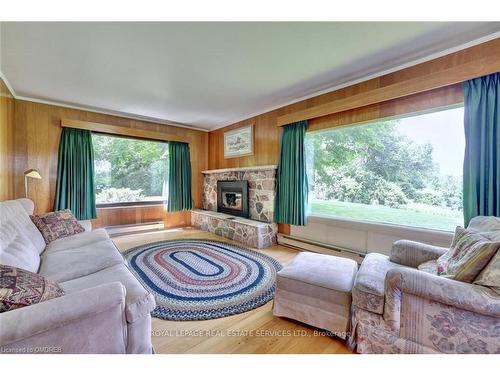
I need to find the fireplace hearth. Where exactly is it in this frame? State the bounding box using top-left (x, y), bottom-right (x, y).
top-left (217, 180), bottom-right (249, 218)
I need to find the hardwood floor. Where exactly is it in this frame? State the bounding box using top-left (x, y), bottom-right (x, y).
top-left (112, 228), bottom-right (352, 354)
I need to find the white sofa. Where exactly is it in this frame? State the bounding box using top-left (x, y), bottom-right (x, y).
top-left (0, 199), bottom-right (156, 354)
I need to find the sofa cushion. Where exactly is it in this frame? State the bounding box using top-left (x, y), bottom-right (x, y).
top-left (59, 263), bottom-right (155, 323)
top-left (278, 252), bottom-right (357, 292)
top-left (474, 251), bottom-right (500, 294)
top-left (44, 228), bottom-right (109, 254)
top-left (38, 239), bottom-right (125, 282)
top-left (78, 220), bottom-right (92, 232)
top-left (434, 217), bottom-right (500, 278)
top-left (417, 259), bottom-right (438, 275)
top-left (0, 264), bottom-right (65, 313)
top-left (0, 199), bottom-right (46, 272)
top-left (468, 216), bottom-right (500, 241)
top-left (30, 210), bottom-right (85, 245)
top-left (439, 226), bottom-right (500, 282)
top-left (352, 253), bottom-right (405, 315)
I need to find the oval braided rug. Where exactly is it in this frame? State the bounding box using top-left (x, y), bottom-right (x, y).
top-left (123, 239), bottom-right (282, 321)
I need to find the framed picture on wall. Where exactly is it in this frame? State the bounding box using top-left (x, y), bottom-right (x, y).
top-left (223, 124), bottom-right (254, 159)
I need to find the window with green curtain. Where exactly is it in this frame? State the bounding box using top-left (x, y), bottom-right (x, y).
top-left (274, 120), bottom-right (309, 225)
top-left (463, 72), bottom-right (500, 226)
top-left (167, 141), bottom-right (193, 212)
top-left (54, 127), bottom-right (97, 220)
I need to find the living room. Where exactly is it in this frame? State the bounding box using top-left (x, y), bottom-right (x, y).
top-left (1, 1), bottom-right (500, 372)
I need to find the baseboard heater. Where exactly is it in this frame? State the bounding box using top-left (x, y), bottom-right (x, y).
top-left (277, 234), bottom-right (365, 263)
top-left (105, 221), bottom-right (165, 237)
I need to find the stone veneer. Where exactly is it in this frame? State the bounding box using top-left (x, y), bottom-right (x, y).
top-left (202, 166), bottom-right (277, 223)
top-left (193, 165), bottom-right (279, 248)
top-left (191, 209), bottom-right (278, 249)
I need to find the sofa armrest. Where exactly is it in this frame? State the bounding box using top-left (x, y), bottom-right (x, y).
top-left (78, 220), bottom-right (92, 232)
top-left (390, 240), bottom-right (448, 268)
top-left (383, 267), bottom-right (500, 331)
top-left (0, 282), bottom-right (127, 353)
top-left (382, 267), bottom-right (500, 353)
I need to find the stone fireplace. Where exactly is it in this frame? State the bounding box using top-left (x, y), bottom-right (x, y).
top-left (202, 166), bottom-right (277, 223)
top-left (191, 165), bottom-right (278, 248)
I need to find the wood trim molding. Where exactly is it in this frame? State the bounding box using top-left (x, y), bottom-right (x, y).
top-left (61, 118), bottom-right (189, 143)
top-left (277, 38), bottom-right (500, 126)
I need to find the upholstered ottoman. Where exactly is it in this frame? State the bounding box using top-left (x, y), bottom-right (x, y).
top-left (273, 252), bottom-right (358, 336)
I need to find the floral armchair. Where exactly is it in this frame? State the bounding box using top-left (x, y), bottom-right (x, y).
top-left (350, 217), bottom-right (500, 354)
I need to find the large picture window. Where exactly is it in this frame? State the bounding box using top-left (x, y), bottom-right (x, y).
top-left (92, 134), bottom-right (169, 205)
top-left (306, 107), bottom-right (464, 231)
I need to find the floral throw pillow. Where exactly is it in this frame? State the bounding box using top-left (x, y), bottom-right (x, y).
top-left (437, 226), bottom-right (500, 283)
top-left (435, 231), bottom-right (459, 275)
top-left (0, 264), bottom-right (65, 313)
top-left (30, 209), bottom-right (85, 244)
top-left (436, 248), bottom-right (454, 275)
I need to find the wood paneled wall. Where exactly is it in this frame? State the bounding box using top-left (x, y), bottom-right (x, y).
top-left (91, 205), bottom-right (189, 228)
top-left (209, 82), bottom-right (469, 170)
top-left (208, 85), bottom-right (463, 171)
top-left (11, 100), bottom-right (208, 228)
top-left (0, 78), bottom-right (16, 201)
top-left (208, 85), bottom-right (463, 169)
top-left (208, 38), bottom-right (500, 171)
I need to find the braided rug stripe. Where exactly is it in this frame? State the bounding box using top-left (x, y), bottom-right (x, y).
top-left (123, 239), bottom-right (282, 321)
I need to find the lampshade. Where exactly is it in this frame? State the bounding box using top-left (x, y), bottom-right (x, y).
top-left (24, 169), bottom-right (42, 179)
top-left (24, 169), bottom-right (42, 198)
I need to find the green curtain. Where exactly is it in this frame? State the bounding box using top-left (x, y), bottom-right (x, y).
top-left (274, 120), bottom-right (309, 225)
top-left (167, 141), bottom-right (193, 212)
top-left (463, 72), bottom-right (500, 226)
top-left (54, 128), bottom-right (97, 220)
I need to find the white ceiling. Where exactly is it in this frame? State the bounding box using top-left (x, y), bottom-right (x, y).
top-left (1, 22), bottom-right (500, 131)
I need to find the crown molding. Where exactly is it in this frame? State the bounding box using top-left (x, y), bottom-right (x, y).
top-left (0, 70), bottom-right (17, 98)
top-left (14, 94), bottom-right (211, 132)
